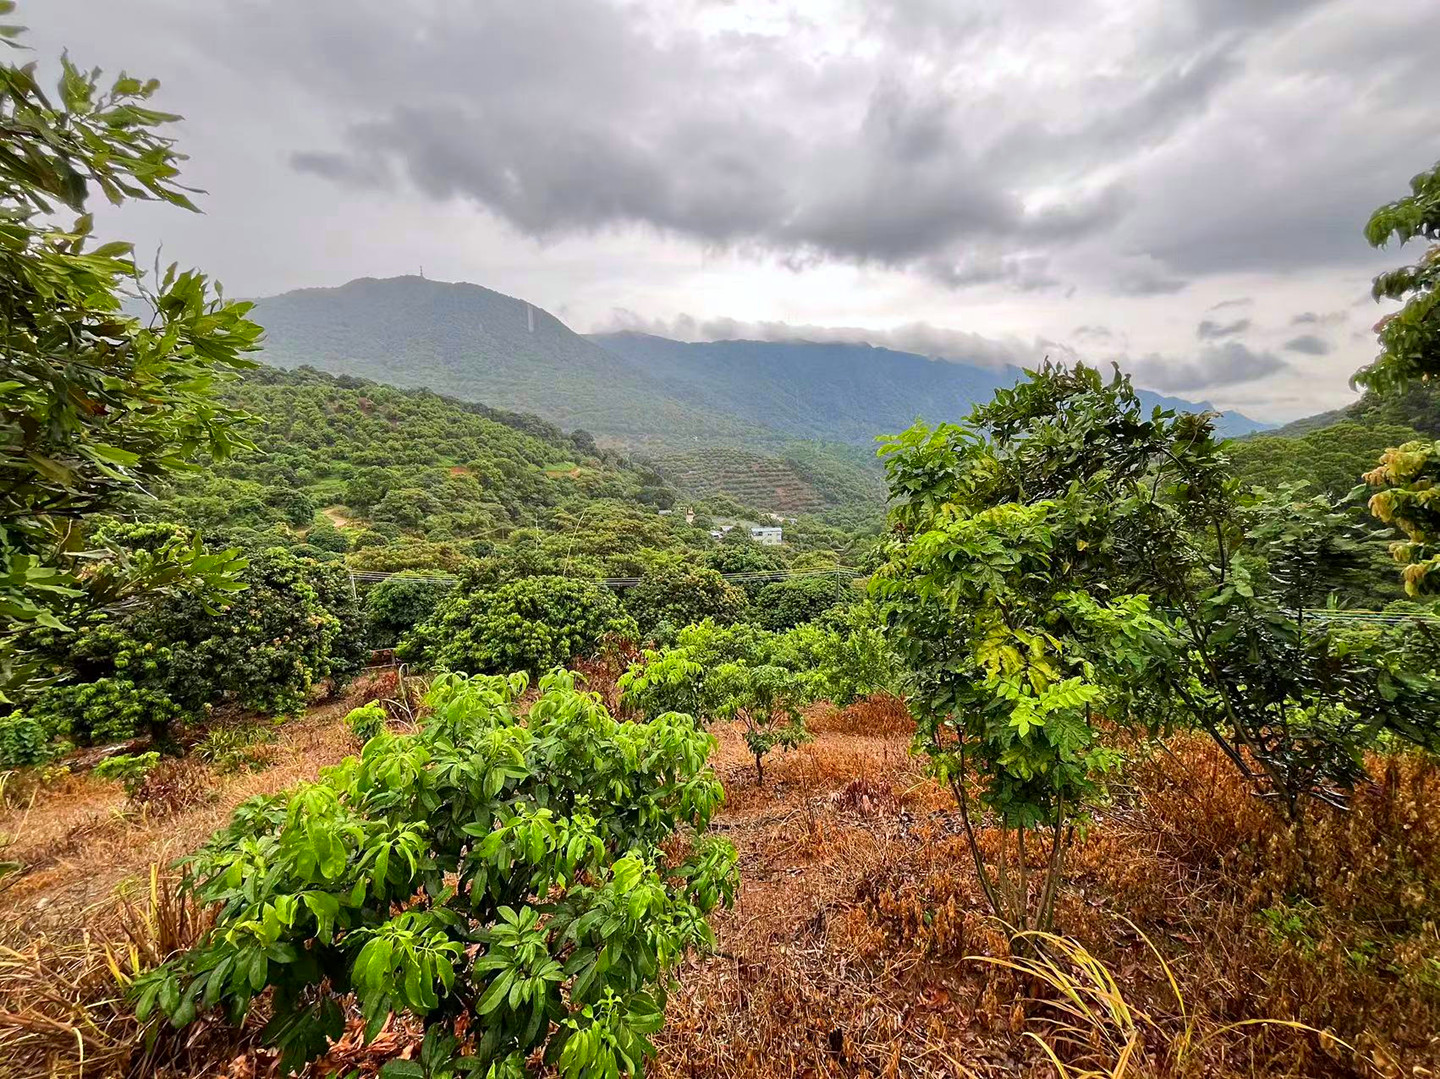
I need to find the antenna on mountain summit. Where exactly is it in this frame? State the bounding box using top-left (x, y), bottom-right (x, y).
top-left (419, 265), bottom-right (425, 279)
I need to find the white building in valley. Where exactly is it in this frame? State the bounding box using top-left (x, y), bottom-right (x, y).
top-left (749, 525), bottom-right (783, 546)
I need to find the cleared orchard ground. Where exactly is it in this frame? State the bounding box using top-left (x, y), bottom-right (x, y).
top-left (0, 683), bottom-right (1435, 1078)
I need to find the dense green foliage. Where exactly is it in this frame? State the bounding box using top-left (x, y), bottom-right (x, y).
top-left (619, 609), bottom-right (898, 781)
top-left (873, 364), bottom-right (1440, 929)
top-left (365, 573), bottom-right (456, 650)
top-left (751, 575), bottom-right (847, 632)
top-left (159, 366), bottom-right (675, 553)
top-left (399, 577), bottom-right (636, 678)
top-left (0, 9), bottom-right (259, 695)
top-left (1, 540), bottom-right (365, 764)
top-left (138, 669), bottom-right (738, 1077)
top-left (621, 566), bottom-right (748, 643)
top-left (1227, 421), bottom-right (1422, 501)
top-left (1354, 160), bottom-right (1440, 394)
top-left (1346, 159), bottom-right (1440, 595)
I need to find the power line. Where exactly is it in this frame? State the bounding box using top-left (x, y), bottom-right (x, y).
top-left (348, 566), bottom-right (860, 590)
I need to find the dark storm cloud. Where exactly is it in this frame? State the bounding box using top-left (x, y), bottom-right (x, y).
top-left (1284, 333), bottom-right (1333, 355)
top-left (217, 0), bottom-right (1320, 290)
top-left (1129, 341), bottom-right (1287, 392)
top-left (1196, 317), bottom-right (1252, 339)
top-left (109, 0), bottom-right (1428, 297)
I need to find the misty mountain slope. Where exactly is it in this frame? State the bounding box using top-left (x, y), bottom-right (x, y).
top-left (586, 332), bottom-right (1019, 446)
top-left (250, 276), bottom-right (769, 445)
top-left (250, 276), bottom-right (1271, 453)
top-left (591, 332), bottom-right (1273, 441)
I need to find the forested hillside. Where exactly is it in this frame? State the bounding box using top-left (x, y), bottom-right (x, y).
top-left (250, 276), bottom-right (769, 445)
top-left (641, 441), bottom-right (887, 520)
top-left (155, 365), bottom-right (687, 558)
top-left (249, 276), bottom-right (1272, 455)
top-left (1228, 382), bottom-right (1440, 498)
top-left (591, 331), bottom-right (1274, 443)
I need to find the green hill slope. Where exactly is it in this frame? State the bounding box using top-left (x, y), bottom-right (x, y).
top-left (250, 276), bottom-right (767, 446)
top-left (157, 365), bottom-right (687, 553)
top-left (643, 442), bottom-right (886, 517)
top-left (250, 276), bottom-right (1272, 454)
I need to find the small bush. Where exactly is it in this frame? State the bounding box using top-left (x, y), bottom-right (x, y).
top-left (363, 571), bottom-right (454, 648)
top-left (0, 712), bottom-right (57, 767)
top-left (196, 724), bottom-right (277, 774)
top-left (399, 575), bottom-right (637, 677)
top-left (93, 751), bottom-right (162, 797)
top-left (751, 575), bottom-right (845, 631)
top-left (136, 669), bottom-right (737, 1076)
top-left (622, 566), bottom-right (748, 640)
top-left (345, 701), bottom-right (387, 743)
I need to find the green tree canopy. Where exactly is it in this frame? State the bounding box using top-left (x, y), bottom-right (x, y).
top-left (0, 5), bottom-right (260, 692)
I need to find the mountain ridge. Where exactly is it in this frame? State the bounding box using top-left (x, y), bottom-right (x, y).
top-left (249, 275), bottom-right (1273, 449)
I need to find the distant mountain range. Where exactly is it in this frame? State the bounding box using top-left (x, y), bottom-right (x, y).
top-left (250, 276), bottom-right (1274, 451)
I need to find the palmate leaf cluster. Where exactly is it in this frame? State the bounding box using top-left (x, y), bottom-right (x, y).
top-left (137, 669), bottom-right (737, 1077)
top-left (0, 7), bottom-right (261, 693)
top-left (1351, 159), bottom-right (1440, 595)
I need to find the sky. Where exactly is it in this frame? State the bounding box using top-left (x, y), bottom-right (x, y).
top-left (27, 0), bottom-right (1440, 421)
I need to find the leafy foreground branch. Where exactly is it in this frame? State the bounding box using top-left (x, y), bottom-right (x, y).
top-left (134, 670), bottom-right (738, 1078)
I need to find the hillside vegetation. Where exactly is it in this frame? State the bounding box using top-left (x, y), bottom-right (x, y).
top-left (8, 15), bottom-right (1440, 1079)
top-left (642, 442), bottom-right (886, 519)
top-left (246, 276), bottom-right (1271, 455)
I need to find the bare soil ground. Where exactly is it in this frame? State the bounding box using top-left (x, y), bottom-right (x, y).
top-left (1, 691), bottom-right (1435, 1079)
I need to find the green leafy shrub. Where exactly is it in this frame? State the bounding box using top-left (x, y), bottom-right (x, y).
top-left (364, 572), bottom-right (455, 649)
top-left (135, 669), bottom-right (737, 1076)
top-left (750, 575), bottom-right (845, 631)
top-left (771, 602), bottom-right (900, 707)
top-left (345, 701), bottom-right (387, 743)
top-left (621, 566), bottom-right (747, 641)
top-left (0, 712), bottom-right (56, 767)
top-left (707, 662), bottom-right (811, 783)
top-left (22, 677), bottom-right (181, 746)
top-left (93, 751), bottom-right (161, 796)
top-left (400, 576), bottom-right (637, 677)
top-left (133, 548), bottom-right (368, 717)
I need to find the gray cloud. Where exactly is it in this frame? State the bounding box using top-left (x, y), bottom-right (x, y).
top-left (1209, 297), bottom-right (1253, 310)
top-left (1114, 266), bottom-right (1190, 296)
top-left (195, 0), bottom-right (1341, 292)
top-left (1196, 317), bottom-right (1252, 339)
top-left (1128, 341), bottom-right (1288, 392)
top-left (595, 309), bottom-right (1038, 370)
top-left (1284, 333), bottom-right (1333, 354)
top-left (1291, 310), bottom-right (1347, 325)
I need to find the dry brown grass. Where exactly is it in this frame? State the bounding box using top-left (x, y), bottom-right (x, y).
top-left (0, 694), bottom-right (360, 944)
top-left (0, 695), bottom-right (1435, 1079)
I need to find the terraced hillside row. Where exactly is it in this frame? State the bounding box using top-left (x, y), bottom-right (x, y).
top-left (646, 444), bottom-right (887, 516)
